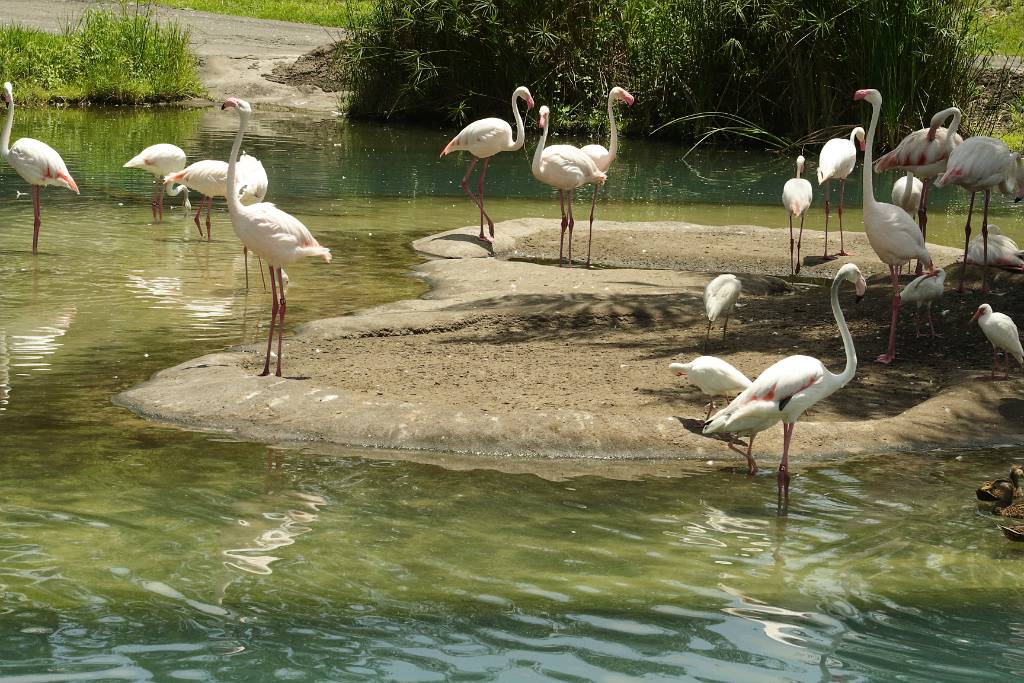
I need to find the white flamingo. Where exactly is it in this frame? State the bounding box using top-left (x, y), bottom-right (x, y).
top-left (971, 304), bottom-right (1024, 380)
top-left (221, 98), bottom-right (331, 377)
top-left (440, 86), bottom-right (534, 243)
top-left (704, 263), bottom-right (866, 501)
top-left (874, 107), bottom-right (962, 239)
top-left (934, 136), bottom-right (1023, 293)
top-left (124, 143), bottom-right (187, 222)
top-left (164, 154), bottom-right (268, 240)
top-left (703, 274), bottom-right (742, 351)
top-left (670, 356), bottom-right (751, 423)
top-left (816, 126), bottom-right (865, 257)
top-left (1, 81), bottom-right (80, 253)
top-left (855, 88), bottom-right (935, 364)
top-left (891, 172), bottom-right (923, 218)
top-left (782, 155), bottom-right (813, 275)
top-left (967, 225), bottom-right (1024, 270)
top-left (531, 105), bottom-right (607, 267)
top-left (900, 267), bottom-right (946, 337)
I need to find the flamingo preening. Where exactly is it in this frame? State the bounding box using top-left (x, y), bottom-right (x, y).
top-left (221, 98), bottom-right (331, 377)
top-left (934, 136), bottom-right (1023, 294)
top-left (782, 155), bottom-right (812, 275)
top-left (124, 143), bottom-right (187, 222)
top-left (704, 263), bottom-right (866, 503)
top-left (531, 105), bottom-right (607, 267)
top-left (670, 356), bottom-right (751, 424)
top-left (891, 172), bottom-right (923, 219)
top-left (703, 274), bottom-right (741, 352)
top-left (855, 88), bottom-right (935, 364)
top-left (1, 81), bottom-right (80, 253)
top-left (816, 126), bottom-right (865, 258)
top-left (580, 87), bottom-right (634, 265)
top-left (967, 225), bottom-right (1024, 270)
top-left (971, 304), bottom-right (1024, 380)
top-left (441, 86), bottom-right (534, 244)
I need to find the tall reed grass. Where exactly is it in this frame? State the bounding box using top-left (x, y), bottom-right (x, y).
top-left (0, 4), bottom-right (201, 105)
top-left (340, 0), bottom-right (1014, 149)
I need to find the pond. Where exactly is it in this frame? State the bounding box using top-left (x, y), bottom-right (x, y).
top-left (1, 107), bottom-right (1022, 682)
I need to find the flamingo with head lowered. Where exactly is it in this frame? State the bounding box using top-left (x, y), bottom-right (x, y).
top-left (703, 274), bottom-right (741, 352)
top-left (704, 263), bottom-right (866, 503)
top-left (816, 126), bottom-right (865, 258)
top-left (441, 86), bottom-right (534, 244)
top-left (124, 143), bottom-right (187, 222)
top-left (670, 356), bottom-right (751, 425)
top-left (1, 82), bottom-right (80, 253)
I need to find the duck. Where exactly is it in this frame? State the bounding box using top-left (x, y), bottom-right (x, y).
top-left (977, 464), bottom-right (1024, 501)
top-left (998, 525), bottom-right (1024, 542)
top-left (992, 482), bottom-right (1024, 519)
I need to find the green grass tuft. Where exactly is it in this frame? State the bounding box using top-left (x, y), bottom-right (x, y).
top-left (151, 0), bottom-right (373, 27)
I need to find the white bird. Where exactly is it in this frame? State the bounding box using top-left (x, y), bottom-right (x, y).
top-left (704, 263), bottom-right (866, 501)
top-left (782, 155), bottom-right (813, 275)
top-left (221, 98), bottom-right (331, 377)
top-left (854, 88), bottom-right (935, 365)
top-left (670, 356), bottom-right (751, 424)
top-left (900, 267), bottom-right (945, 337)
top-left (816, 126), bottom-right (865, 258)
top-left (441, 86), bottom-right (534, 243)
top-left (164, 154), bottom-right (268, 240)
top-left (891, 172), bottom-right (923, 218)
top-left (531, 105), bottom-right (607, 267)
top-left (703, 274), bottom-right (742, 352)
top-left (1, 81), bottom-right (80, 253)
top-left (934, 135), bottom-right (1023, 293)
top-left (971, 304), bottom-right (1024, 380)
top-left (967, 225), bottom-right (1024, 270)
top-left (123, 143), bottom-right (187, 222)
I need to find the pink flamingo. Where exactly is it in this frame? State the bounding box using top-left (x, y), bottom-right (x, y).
top-left (816, 126), bottom-right (865, 258)
top-left (934, 136), bottom-right (1023, 294)
top-left (855, 88), bottom-right (936, 364)
top-left (1, 82), bottom-right (80, 253)
top-left (163, 154), bottom-right (267, 240)
top-left (704, 263), bottom-right (866, 502)
top-left (782, 155), bottom-right (813, 274)
top-left (531, 106), bottom-right (607, 267)
top-left (124, 143), bottom-right (187, 222)
top-left (221, 98), bottom-right (331, 377)
top-left (440, 86), bottom-right (534, 243)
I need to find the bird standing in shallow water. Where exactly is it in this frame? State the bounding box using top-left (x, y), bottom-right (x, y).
top-left (782, 155), bottom-right (813, 275)
top-left (970, 304), bottom-right (1024, 380)
top-left (1, 82), bottom-right (80, 253)
top-left (124, 143), bottom-right (187, 222)
top-left (816, 126), bottom-right (865, 258)
top-left (703, 274), bottom-right (741, 352)
top-left (670, 356), bottom-right (751, 424)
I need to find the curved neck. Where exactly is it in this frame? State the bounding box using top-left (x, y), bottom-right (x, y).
top-left (1, 98), bottom-right (13, 161)
top-left (165, 182), bottom-right (187, 197)
top-left (532, 115), bottom-right (549, 175)
top-left (508, 93), bottom-right (526, 152)
top-left (848, 128), bottom-right (859, 145)
top-left (900, 172), bottom-right (915, 205)
top-left (862, 99), bottom-right (880, 206)
top-left (606, 92), bottom-right (619, 164)
top-left (830, 276), bottom-right (857, 387)
top-left (225, 111), bottom-right (250, 213)
top-left (945, 109), bottom-right (962, 151)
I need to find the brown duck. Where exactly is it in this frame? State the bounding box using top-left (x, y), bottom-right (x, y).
top-left (977, 464), bottom-right (1024, 502)
top-left (992, 482), bottom-right (1024, 519)
top-left (999, 525), bottom-right (1024, 542)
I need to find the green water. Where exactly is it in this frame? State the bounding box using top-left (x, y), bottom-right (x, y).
top-left (1, 108), bottom-right (1023, 682)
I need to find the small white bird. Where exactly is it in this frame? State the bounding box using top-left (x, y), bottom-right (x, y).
top-left (900, 268), bottom-right (945, 337)
top-left (971, 304), bottom-right (1024, 380)
top-left (123, 143), bottom-right (187, 222)
top-left (670, 356), bottom-right (752, 423)
top-left (782, 155), bottom-right (813, 275)
top-left (817, 126), bottom-right (865, 258)
top-left (703, 274), bottom-right (742, 352)
top-left (891, 172), bottom-right (923, 219)
top-left (966, 225), bottom-right (1024, 270)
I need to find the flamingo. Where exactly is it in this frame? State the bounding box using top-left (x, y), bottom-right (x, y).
top-left (440, 86), bottom-right (534, 243)
top-left (670, 356), bottom-right (751, 424)
top-left (531, 105), bottom-right (607, 267)
top-left (816, 126), bottom-right (865, 258)
top-left (875, 107), bottom-right (962, 254)
top-left (704, 263), bottom-right (866, 501)
top-left (163, 154), bottom-right (268, 240)
top-left (934, 136), bottom-right (1023, 293)
top-left (220, 97), bottom-right (331, 377)
top-left (0, 81), bottom-right (80, 253)
top-left (703, 274), bottom-right (741, 352)
top-left (124, 143), bottom-right (187, 221)
top-left (891, 172), bottom-right (923, 219)
top-left (579, 87), bottom-right (634, 265)
top-left (900, 268), bottom-right (945, 337)
top-left (971, 304), bottom-right (1024, 380)
top-left (855, 88), bottom-right (936, 364)
top-left (967, 225), bottom-right (1024, 270)
top-left (782, 155), bottom-right (812, 275)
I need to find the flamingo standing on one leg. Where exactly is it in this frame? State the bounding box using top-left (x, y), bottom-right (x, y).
top-left (703, 274), bottom-right (741, 352)
top-left (670, 356), bottom-right (751, 424)
top-left (971, 304), bottom-right (1024, 380)
top-left (855, 88), bottom-right (936, 364)
top-left (220, 97), bottom-right (331, 377)
top-left (782, 155), bottom-right (813, 275)
top-left (1, 82), bottom-right (80, 253)
top-left (124, 143), bottom-right (187, 222)
top-left (934, 136), bottom-right (1022, 294)
top-left (816, 126), bottom-right (865, 258)
top-left (440, 86), bottom-right (534, 244)
top-left (531, 106), bottom-right (607, 267)
top-left (892, 172), bottom-right (923, 219)
top-left (704, 263), bottom-right (867, 503)
top-left (580, 86), bottom-right (634, 266)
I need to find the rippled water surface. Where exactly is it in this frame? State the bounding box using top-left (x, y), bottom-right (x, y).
top-left (1, 108), bottom-right (1023, 682)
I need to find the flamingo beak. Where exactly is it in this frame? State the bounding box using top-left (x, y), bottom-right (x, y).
top-left (676, 372), bottom-right (685, 377)
top-left (623, 91), bottom-right (635, 106)
top-left (527, 97), bottom-right (535, 110)
top-left (927, 125), bottom-right (938, 143)
top-left (970, 309), bottom-right (983, 323)
top-left (853, 89), bottom-right (869, 101)
top-left (858, 139), bottom-right (865, 152)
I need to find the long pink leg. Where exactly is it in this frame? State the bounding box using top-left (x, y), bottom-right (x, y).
top-left (927, 304), bottom-right (939, 337)
top-left (914, 179), bottom-right (931, 275)
top-left (837, 178), bottom-right (849, 256)
top-left (704, 400), bottom-right (715, 424)
top-left (876, 265), bottom-right (901, 364)
top-left (822, 179), bottom-right (831, 258)
top-left (458, 157), bottom-right (487, 240)
top-left (586, 183), bottom-right (600, 267)
top-left (566, 189), bottom-right (575, 268)
top-left (957, 191), bottom-right (977, 293)
top-left (727, 436), bottom-right (758, 474)
top-left (779, 423), bottom-right (794, 504)
top-left (150, 180), bottom-right (160, 222)
top-left (205, 196), bottom-right (213, 241)
top-left (243, 247), bottom-right (249, 289)
top-left (31, 186), bottom-right (41, 253)
top-left (558, 190), bottom-right (568, 266)
top-left (789, 214), bottom-right (795, 275)
top-left (158, 179), bottom-right (166, 221)
top-left (795, 212), bottom-right (805, 274)
top-left (478, 157), bottom-right (495, 242)
top-left (992, 348), bottom-right (999, 380)
top-left (275, 267), bottom-right (286, 377)
top-left (193, 196), bottom-right (205, 237)
top-left (258, 255), bottom-right (266, 289)
top-left (981, 190), bottom-right (991, 294)
top-left (703, 319), bottom-right (711, 354)
top-left (260, 263), bottom-right (278, 377)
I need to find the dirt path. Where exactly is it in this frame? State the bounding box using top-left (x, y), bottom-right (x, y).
top-left (3, 0), bottom-right (341, 112)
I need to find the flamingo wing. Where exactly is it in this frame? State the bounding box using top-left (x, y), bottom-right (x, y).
top-left (705, 355), bottom-right (824, 434)
top-left (782, 178), bottom-right (812, 215)
top-left (876, 128), bottom-right (961, 176)
top-left (124, 143), bottom-right (186, 176)
top-left (242, 202), bottom-right (331, 264)
top-left (237, 154), bottom-right (269, 204)
top-left (580, 144), bottom-right (611, 172)
top-left (539, 144), bottom-right (605, 189)
top-left (986, 313), bottom-right (1024, 361)
top-left (935, 137), bottom-right (1011, 190)
top-left (817, 138), bottom-right (856, 183)
top-left (8, 138), bottom-right (78, 193)
top-left (443, 118), bottom-right (513, 158)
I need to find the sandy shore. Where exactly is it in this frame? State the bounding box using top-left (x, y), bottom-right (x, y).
top-left (115, 219), bottom-right (1024, 474)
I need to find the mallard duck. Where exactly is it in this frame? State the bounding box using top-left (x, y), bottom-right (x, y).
top-left (992, 483), bottom-right (1024, 519)
top-left (977, 464), bottom-right (1024, 502)
top-left (999, 525), bottom-right (1024, 542)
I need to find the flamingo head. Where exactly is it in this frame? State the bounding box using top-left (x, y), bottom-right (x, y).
top-left (796, 155), bottom-right (806, 178)
top-left (515, 86), bottom-right (535, 110)
top-left (538, 105), bottom-right (549, 130)
top-left (669, 361), bottom-right (692, 378)
top-left (854, 127), bottom-right (866, 151)
top-left (836, 263), bottom-right (867, 302)
top-left (221, 97), bottom-right (252, 114)
top-left (971, 303), bottom-right (993, 323)
top-left (2, 82), bottom-right (11, 106)
top-left (612, 87), bottom-right (635, 106)
top-left (853, 89), bottom-right (881, 106)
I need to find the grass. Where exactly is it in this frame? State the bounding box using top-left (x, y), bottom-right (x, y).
top-left (984, 1), bottom-right (1024, 56)
top-left (152, 0), bottom-right (373, 26)
top-left (0, 4), bottom-right (201, 105)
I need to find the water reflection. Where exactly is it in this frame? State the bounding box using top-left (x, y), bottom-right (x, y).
top-left (0, 305), bottom-right (75, 410)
